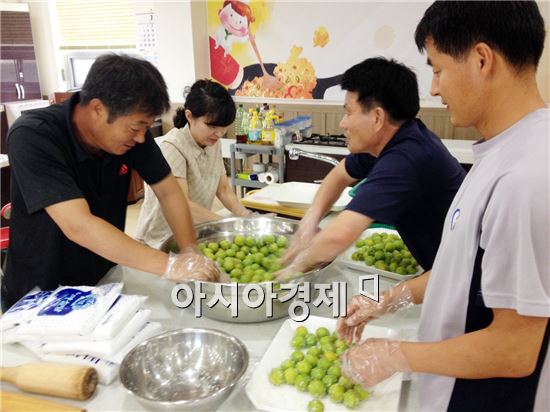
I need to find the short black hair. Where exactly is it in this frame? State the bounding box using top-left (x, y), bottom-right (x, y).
top-left (173, 79), bottom-right (236, 129)
top-left (340, 57), bottom-right (420, 123)
top-left (415, 1), bottom-right (546, 70)
top-left (80, 54), bottom-right (170, 121)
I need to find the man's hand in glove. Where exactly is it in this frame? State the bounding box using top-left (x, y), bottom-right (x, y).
top-left (163, 249), bottom-right (220, 282)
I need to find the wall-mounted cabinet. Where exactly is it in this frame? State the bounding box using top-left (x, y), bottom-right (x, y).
top-left (0, 7), bottom-right (41, 103)
top-left (1, 46), bottom-right (41, 102)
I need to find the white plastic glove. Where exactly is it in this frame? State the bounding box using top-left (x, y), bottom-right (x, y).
top-left (275, 246), bottom-right (325, 281)
top-left (337, 282), bottom-right (415, 343)
top-left (235, 206), bottom-right (254, 217)
top-left (163, 249), bottom-right (220, 283)
top-left (280, 212), bottom-right (320, 266)
top-left (274, 259), bottom-right (305, 282)
top-left (340, 338), bottom-right (411, 388)
top-left (239, 209), bottom-right (276, 218)
top-left (259, 212), bottom-right (277, 218)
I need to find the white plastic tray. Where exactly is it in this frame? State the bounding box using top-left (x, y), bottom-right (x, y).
top-left (245, 316), bottom-right (402, 412)
top-left (340, 228), bottom-right (423, 281)
top-left (269, 182), bottom-right (352, 211)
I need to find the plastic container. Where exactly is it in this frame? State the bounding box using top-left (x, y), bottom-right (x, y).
top-left (261, 114), bottom-right (276, 145)
top-left (247, 110), bottom-right (261, 144)
top-left (235, 104), bottom-right (247, 144)
top-left (274, 128), bottom-right (284, 148)
top-left (294, 115), bottom-right (313, 130)
top-left (274, 115), bottom-right (313, 143)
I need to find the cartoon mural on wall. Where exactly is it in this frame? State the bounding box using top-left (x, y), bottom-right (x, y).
top-left (213, 1), bottom-right (249, 56)
top-left (238, 45), bottom-right (317, 98)
top-left (210, 0), bottom-right (277, 91)
top-left (209, 0), bottom-right (341, 99)
top-left (209, 1), bottom-right (436, 101)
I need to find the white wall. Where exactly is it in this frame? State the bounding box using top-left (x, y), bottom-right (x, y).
top-left (26, 2), bottom-right (61, 96)
top-left (134, 2), bottom-right (196, 103)
top-left (9, 0), bottom-right (197, 101)
top-left (190, 1), bottom-right (210, 83)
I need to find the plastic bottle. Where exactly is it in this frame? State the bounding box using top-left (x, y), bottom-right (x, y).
top-left (235, 104), bottom-right (247, 144)
top-left (261, 114), bottom-right (275, 145)
top-left (234, 104), bottom-right (243, 134)
top-left (258, 103), bottom-right (266, 129)
top-left (246, 108), bottom-right (254, 143)
top-left (239, 107), bottom-right (249, 144)
top-left (247, 109), bottom-right (261, 144)
top-left (260, 103), bottom-right (270, 121)
top-left (274, 126), bottom-right (284, 148)
top-left (271, 105), bottom-right (279, 123)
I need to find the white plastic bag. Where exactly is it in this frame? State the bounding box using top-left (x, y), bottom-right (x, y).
top-left (17, 283), bottom-right (122, 336)
top-left (0, 289), bottom-right (52, 332)
top-left (41, 308), bottom-right (151, 358)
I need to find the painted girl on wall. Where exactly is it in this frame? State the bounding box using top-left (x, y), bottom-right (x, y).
top-left (214, 0), bottom-right (251, 56)
top-left (210, 0), bottom-right (276, 90)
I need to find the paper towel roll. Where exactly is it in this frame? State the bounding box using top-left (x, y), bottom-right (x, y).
top-left (257, 173), bottom-right (267, 183)
top-left (264, 171), bottom-right (279, 184)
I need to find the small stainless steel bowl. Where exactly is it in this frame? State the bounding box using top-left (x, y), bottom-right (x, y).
top-left (119, 328), bottom-right (249, 410)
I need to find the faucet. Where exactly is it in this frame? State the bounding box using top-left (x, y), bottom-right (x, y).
top-left (288, 146), bottom-right (340, 167)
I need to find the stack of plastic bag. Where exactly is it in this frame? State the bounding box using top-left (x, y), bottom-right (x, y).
top-left (1, 283), bottom-right (162, 384)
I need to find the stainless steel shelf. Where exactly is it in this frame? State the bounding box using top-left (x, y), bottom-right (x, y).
top-left (232, 179), bottom-right (266, 189)
top-left (229, 143), bottom-right (285, 196)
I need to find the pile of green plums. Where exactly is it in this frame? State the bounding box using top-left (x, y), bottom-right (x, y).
top-left (268, 326), bottom-right (370, 411)
top-left (351, 232), bottom-right (419, 275)
top-left (198, 234), bottom-right (289, 283)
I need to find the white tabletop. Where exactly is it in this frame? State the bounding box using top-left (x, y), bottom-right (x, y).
top-left (1, 259), bottom-right (421, 411)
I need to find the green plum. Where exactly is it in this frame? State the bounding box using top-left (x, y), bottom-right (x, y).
top-left (307, 400), bottom-right (324, 412)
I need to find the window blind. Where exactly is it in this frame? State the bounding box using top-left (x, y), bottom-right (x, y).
top-left (56, 0), bottom-right (136, 50)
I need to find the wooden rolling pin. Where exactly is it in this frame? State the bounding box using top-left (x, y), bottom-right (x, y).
top-left (0, 363), bottom-right (97, 400)
top-left (0, 391), bottom-right (85, 412)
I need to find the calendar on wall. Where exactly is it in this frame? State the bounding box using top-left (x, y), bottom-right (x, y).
top-left (135, 9), bottom-right (158, 66)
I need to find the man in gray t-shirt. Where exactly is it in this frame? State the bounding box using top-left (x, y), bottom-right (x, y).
top-left (336, 3), bottom-right (549, 411)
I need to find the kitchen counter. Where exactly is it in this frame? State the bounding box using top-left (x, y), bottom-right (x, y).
top-left (221, 138), bottom-right (475, 165)
top-left (1, 260), bottom-right (421, 411)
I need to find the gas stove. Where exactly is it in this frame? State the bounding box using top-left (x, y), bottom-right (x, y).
top-left (296, 133), bottom-right (347, 147)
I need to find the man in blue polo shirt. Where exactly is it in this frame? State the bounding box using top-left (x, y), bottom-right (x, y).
top-left (279, 57), bottom-right (465, 277)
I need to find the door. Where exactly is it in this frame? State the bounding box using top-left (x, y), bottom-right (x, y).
top-left (17, 48), bottom-right (41, 100)
top-left (0, 46), bottom-right (41, 102)
top-left (0, 57), bottom-right (19, 102)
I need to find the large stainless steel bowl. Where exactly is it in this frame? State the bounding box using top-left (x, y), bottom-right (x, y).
top-left (119, 328), bottom-right (249, 411)
top-left (160, 216), bottom-right (331, 323)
